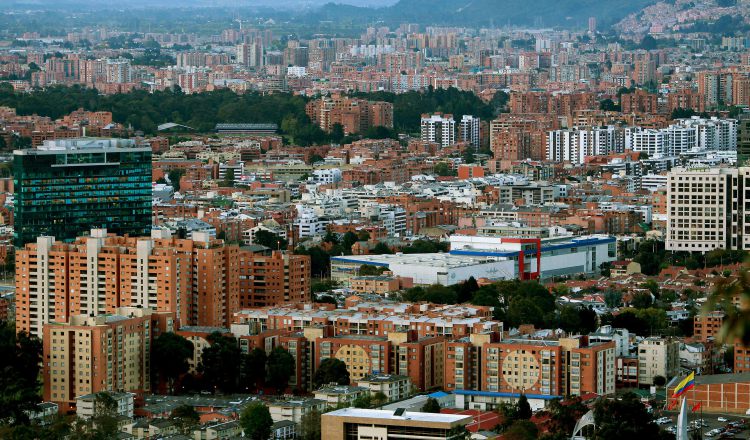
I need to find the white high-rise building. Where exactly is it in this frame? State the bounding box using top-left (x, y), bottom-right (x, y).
top-left (421, 113), bottom-right (456, 148)
top-left (459, 115), bottom-right (481, 149)
top-left (546, 126), bottom-right (622, 164)
top-left (626, 128), bottom-right (668, 157)
top-left (666, 166), bottom-right (750, 252)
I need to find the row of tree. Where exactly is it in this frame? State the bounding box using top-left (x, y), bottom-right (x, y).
top-left (0, 84), bottom-right (506, 146)
top-left (153, 331), bottom-right (297, 395)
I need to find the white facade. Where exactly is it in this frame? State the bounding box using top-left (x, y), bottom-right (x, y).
top-left (331, 253), bottom-right (517, 285)
top-left (421, 114), bottom-right (456, 148)
top-left (641, 174), bottom-right (668, 192)
top-left (627, 128), bottom-right (667, 156)
top-left (546, 126), bottom-right (622, 164)
top-left (459, 115), bottom-right (481, 149)
top-left (666, 167), bottom-right (749, 252)
top-left (294, 206), bottom-right (330, 238)
top-left (76, 392), bottom-right (134, 420)
top-left (312, 168), bottom-right (342, 185)
top-left (448, 234), bottom-right (618, 279)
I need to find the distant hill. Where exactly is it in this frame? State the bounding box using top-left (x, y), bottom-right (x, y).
top-left (309, 0), bottom-right (658, 28)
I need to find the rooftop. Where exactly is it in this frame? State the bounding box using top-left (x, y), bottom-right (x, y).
top-left (324, 407), bottom-right (470, 424)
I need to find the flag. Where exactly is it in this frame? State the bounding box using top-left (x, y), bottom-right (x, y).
top-left (692, 402), bottom-right (701, 412)
top-left (668, 399), bottom-right (678, 410)
top-left (673, 372), bottom-right (695, 397)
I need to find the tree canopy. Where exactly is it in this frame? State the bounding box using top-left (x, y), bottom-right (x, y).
top-left (152, 332), bottom-right (194, 394)
top-left (0, 321), bottom-right (42, 424)
top-left (240, 403), bottom-right (273, 440)
top-left (266, 346), bottom-right (296, 393)
top-left (312, 358), bottom-right (351, 389)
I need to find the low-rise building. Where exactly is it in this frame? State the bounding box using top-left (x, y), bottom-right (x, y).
top-left (314, 385), bottom-right (369, 407)
top-left (322, 408), bottom-right (472, 440)
top-left (356, 374), bottom-right (412, 402)
top-left (268, 398), bottom-right (327, 424)
top-left (76, 392), bottom-right (135, 420)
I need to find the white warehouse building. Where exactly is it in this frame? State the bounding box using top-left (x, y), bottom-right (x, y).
top-left (331, 234), bottom-right (617, 285)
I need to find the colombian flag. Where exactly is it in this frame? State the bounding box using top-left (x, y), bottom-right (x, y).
top-left (673, 372), bottom-right (695, 397)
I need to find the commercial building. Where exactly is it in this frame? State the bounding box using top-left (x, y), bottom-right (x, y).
top-left (665, 167), bottom-right (750, 252)
top-left (13, 137), bottom-right (152, 246)
top-left (448, 234), bottom-right (618, 280)
top-left (331, 234), bottom-right (616, 285)
top-left (421, 113), bottom-right (456, 148)
top-left (42, 307), bottom-right (175, 413)
top-left (330, 253), bottom-right (517, 286)
top-left (322, 408), bottom-right (471, 440)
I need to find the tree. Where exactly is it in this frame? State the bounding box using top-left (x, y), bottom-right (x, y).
top-left (91, 392), bottom-right (119, 438)
top-left (198, 332), bottom-right (242, 393)
top-left (707, 261), bottom-right (750, 345)
top-left (172, 404), bottom-right (200, 435)
top-left (371, 242), bottom-right (393, 254)
top-left (422, 397), bottom-right (441, 413)
top-left (266, 346), bottom-right (295, 393)
top-left (221, 167), bottom-right (235, 187)
top-left (254, 229), bottom-right (288, 250)
top-left (241, 348), bottom-right (267, 392)
top-left (642, 279), bottom-right (660, 298)
top-left (433, 162), bottom-right (454, 176)
top-left (455, 276), bottom-right (479, 303)
top-left (504, 420), bottom-right (538, 440)
top-left (462, 147), bottom-right (475, 164)
top-left (312, 358), bottom-right (350, 389)
top-left (0, 321), bottom-right (42, 424)
top-left (599, 98), bottom-right (620, 112)
top-left (359, 264), bottom-right (387, 276)
top-left (605, 290), bottom-right (623, 308)
top-left (516, 394), bottom-right (532, 420)
top-left (152, 332), bottom-right (193, 394)
top-left (299, 409), bottom-right (322, 440)
top-left (330, 123), bottom-right (345, 143)
top-left (371, 392), bottom-right (387, 407)
top-left (342, 231), bottom-right (359, 254)
top-left (653, 375), bottom-right (666, 387)
top-left (630, 292), bottom-right (653, 309)
top-left (639, 35), bottom-right (658, 50)
top-left (724, 348), bottom-right (734, 370)
top-left (240, 402), bottom-right (273, 440)
top-left (543, 397), bottom-right (588, 438)
top-left (592, 392), bottom-right (667, 440)
top-left (167, 169), bottom-right (185, 192)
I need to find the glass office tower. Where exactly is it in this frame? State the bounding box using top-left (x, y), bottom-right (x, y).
top-left (13, 138), bottom-right (152, 246)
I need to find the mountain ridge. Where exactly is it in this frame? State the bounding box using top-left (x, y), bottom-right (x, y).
top-left (309, 0), bottom-right (658, 28)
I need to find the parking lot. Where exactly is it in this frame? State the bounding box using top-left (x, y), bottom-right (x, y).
top-left (656, 412), bottom-right (750, 439)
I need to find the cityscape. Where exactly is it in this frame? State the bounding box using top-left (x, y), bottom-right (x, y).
top-left (3, 0), bottom-right (750, 439)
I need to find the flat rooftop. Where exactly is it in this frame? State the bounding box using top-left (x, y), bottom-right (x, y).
top-left (332, 253), bottom-right (501, 268)
top-left (324, 407), bottom-right (471, 424)
top-left (15, 137), bottom-right (147, 154)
